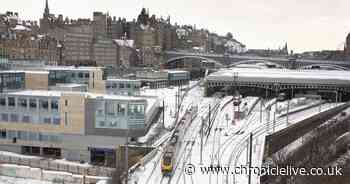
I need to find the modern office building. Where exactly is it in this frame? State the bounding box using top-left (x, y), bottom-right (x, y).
top-left (106, 78), bottom-right (141, 96)
top-left (136, 70), bottom-right (190, 88)
top-left (0, 90), bottom-right (160, 165)
top-left (0, 71), bottom-right (25, 92)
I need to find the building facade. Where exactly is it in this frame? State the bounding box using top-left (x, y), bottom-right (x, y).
top-left (0, 90), bottom-right (159, 164)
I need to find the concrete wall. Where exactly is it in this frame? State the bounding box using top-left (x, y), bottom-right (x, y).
top-left (89, 69), bottom-right (106, 94)
top-left (24, 72), bottom-right (49, 90)
top-left (0, 164), bottom-right (109, 184)
top-left (59, 93), bottom-right (86, 135)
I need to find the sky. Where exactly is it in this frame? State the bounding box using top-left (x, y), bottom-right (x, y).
top-left (1, 0), bottom-right (350, 53)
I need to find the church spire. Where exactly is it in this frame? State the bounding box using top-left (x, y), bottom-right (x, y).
top-left (44, 0), bottom-right (50, 16)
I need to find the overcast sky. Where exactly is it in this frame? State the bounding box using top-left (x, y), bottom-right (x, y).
top-left (1, 0), bottom-right (350, 53)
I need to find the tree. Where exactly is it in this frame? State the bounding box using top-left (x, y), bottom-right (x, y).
top-left (226, 32), bottom-right (233, 39)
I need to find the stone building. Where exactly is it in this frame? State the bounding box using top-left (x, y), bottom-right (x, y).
top-left (93, 36), bottom-right (118, 67)
top-left (93, 12), bottom-right (107, 38)
top-left (62, 25), bottom-right (94, 66)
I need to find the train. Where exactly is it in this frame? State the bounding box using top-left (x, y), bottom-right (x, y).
top-left (161, 105), bottom-right (198, 176)
top-left (161, 136), bottom-right (178, 176)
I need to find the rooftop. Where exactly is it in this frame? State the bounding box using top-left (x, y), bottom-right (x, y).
top-left (207, 68), bottom-right (350, 85)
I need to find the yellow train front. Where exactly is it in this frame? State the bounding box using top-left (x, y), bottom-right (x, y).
top-left (161, 151), bottom-right (174, 176)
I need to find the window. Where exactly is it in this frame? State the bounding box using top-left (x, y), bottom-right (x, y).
top-left (51, 100), bottom-right (59, 111)
top-left (110, 121), bottom-right (117, 127)
top-left (112, 83), bottom-right (117, 88)
top-left (64, 112), bottom-right (68, 126)
top-left (29, 132), bottom-right (38, 141)
top-left (1, 113), bottom-right (8, 122)
top-left (39, 133), bottom-right (49, 141)
top-left (18, 131), bottom-right (28, 140)
top-left (85, 73), bottom-right (89, 78)
top-left (65, 100), bottom-right (68, 106)
top-left (106, 102), bottom-right (115, 116)
top-left (99, 121), bottom-right (105, 127)
top-left (117, 104), bottom-right (126, 115)
top-left (8, 97), bottom-right (15, 107)
top-left (43, 117), bottom-right (51, 124)
top-left (10, 114), bottom-right (18, 122)
top-left (7, 130), bottom-right (16, 140)
top-left (22, 115), bottom-right (30, 123)
top-left (126, 84), bottom-right (131, 88)
top-left (97, 109), bottom-right (104, 115)
top-left (39, 99), bottom-right (49, 110)
top-left (18, 98), bottom-right (27, 108)
top-left (53, 118), bottom-right (60, 125)
top-left (119, 83), bottom-right (125, 89)
top-left (29, 99), bottom-right (37, 109)
top-left (78, 72), bottom-right (84, 78)
top-left (0, 98), bottom-right (6, 106)
top-left (0, 130), bottom-right (6, 139)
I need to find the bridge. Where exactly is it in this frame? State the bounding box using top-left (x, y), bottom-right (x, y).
top-left (163, 51), bottom-right (350, 69)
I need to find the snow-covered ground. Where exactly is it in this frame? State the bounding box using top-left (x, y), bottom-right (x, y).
top-left (0, 176), bottom-right (52, 184)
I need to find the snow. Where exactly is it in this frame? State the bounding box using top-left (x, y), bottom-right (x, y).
top-left (0, 175), bottom-right (52, 184)
top-left (207, 68), bottom-right (350, 85)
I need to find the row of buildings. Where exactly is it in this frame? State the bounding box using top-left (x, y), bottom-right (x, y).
top-left (0, 0), bottom-right (246, 69)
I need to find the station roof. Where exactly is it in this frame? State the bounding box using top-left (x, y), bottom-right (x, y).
top-left (207, 68), bottom-right (350, 85)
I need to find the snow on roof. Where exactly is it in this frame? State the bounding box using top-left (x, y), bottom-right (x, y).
top-left (114, 39), bottom-right (134, 47)
top-left (44, 66), bottom-right (103, 71)
top-left (24, 71), bottom-right (49, 74)
top-left (7, 90), bottom-right (63, 97)
top-left (12, 25), bottom-right (31, 31)
top-left (107, 78), bottom-right (141, 83)
top-left (207, 68), bottom-right (350, 85)
top-left (0, 70), bottom-right (25, 74)
top-left (165, 70), bottom-right (189, 74)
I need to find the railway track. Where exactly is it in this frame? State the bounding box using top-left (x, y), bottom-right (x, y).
top-left (226, 103), bottom-right (339, 184)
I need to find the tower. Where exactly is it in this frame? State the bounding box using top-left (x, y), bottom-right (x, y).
top-left (40, 0), bottom-right (51, 33)
top-left (44, 0), bottom-right (50, 17)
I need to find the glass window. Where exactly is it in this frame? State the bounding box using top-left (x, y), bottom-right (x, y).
top-left (110, 121), bottom-right (117, 127)
top-left (99, 121), bottom-right (105, 127)
top-left (126, 84), bottom-right (131, 88)
top-left (119, 83), bottom-right (125, 89)
top-left (39, 99), bottom-right (48, 110)
top-left (18, 98), bottom-right (27, 108)
top-left (29, 99), bottom-right (37, 109)
top-left (53, 118), bottom-right (60, 125)
top-left (43, 117), bottom-right (51, 124)
top-left (22, 115), bottom-right (30, 123)
top-left (7, 130), bottom-right (17, 139)
top-left (29, 132), bottom-right (38, 141)
top-left (85, 73), bottom-right (89, 78)
top-left (10, 114), bottom-right (18, 122)
top-left (0, 130), bottom-right (6, 139)
top-left (39, 133), bottom-right (49, 141)
top-left (106, 102), bottom-right (115, 116)
top-left (78, 73), bottom-right (84, 78)
top-left (64, 112), bottom-right (68, 126)
top-left (117, 104), bottom-right (126, 115)
top-left (1, 114), bottom-right (8, 122)
top-left (18, 131), bottom-right (28, 140)
top-left (0, 98), bottom-right (6, 106)
top-left (8, 97), bottom-right (15, 107)
top-left (112, 83), bottom-right (117, 88)
top-left (51, 100), bottom-right (59, 111)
